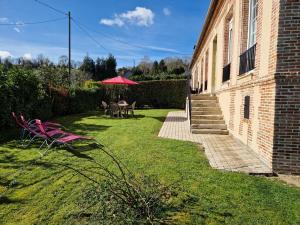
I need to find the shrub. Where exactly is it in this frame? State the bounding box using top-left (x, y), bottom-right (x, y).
top-left (0, 66), bottom-right (52, 128)
top-left (0, 65), bottom-right (13, 127)
top-left (69, 88), bottom-right (101, 114)
top-left (51, 87), bottom-right (70, 116)
top-left (127, 80), bottom-right (187, 108)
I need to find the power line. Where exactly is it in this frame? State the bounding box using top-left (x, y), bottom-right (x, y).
top-left (71, 19), bottom-right (192, 56)
top-left (72, 18), bottom-right (139, 62)
top-left (35, 0), bottom-right (191, 57)
top-left (0, 17), bottom-right (67, 26)
top-left (71, 18), bottom-right (110, 53)
top-left (34, 0), bottom-right (67, 16)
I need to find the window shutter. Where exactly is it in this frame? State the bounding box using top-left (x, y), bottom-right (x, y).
top-left (244, 96), bottom-right (250, 119)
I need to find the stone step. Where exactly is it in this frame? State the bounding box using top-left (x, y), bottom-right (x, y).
top-left (191, 115), bottom-right (224, 120)
top-left (191, 124), bottom-right (227, 130)
top-left (191, 95), bottom-right (217, 100)
top-left (192, 110), bottom-right (222, 115)
top-left (191, 102), bottom-right (219, 107)
top-left (191, 129), bottom-right (229, 135)
top-left (191, 119), bottom-right (226, 125)
top-left (191, 99), bottom-right (218, 103)
top-left (192, 107), bottom-right (221, 112)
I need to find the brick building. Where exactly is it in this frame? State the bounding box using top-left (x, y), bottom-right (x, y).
top-left (190, 0), bottom-right (300, 174)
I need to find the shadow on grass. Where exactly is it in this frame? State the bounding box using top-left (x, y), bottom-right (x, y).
top-left (148, 116), bottom-right (167, 122)
top-left (87, 114), bottom-right (146, 120)
top-left (0, 128), bottom-right (19, 144)
top-left (0, 196), bottom-right (25, 205)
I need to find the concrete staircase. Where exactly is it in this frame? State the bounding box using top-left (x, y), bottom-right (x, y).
top-left (191, 94), bottom-right (229, 135)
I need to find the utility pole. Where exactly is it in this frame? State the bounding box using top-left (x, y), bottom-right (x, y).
top-left (68, 11), bottom-right (71, 86)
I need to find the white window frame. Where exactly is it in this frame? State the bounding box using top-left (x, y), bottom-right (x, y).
top-left (247, 0), bottom-right (258, 48)
top-left (228, 18), bottom-right (234, 63)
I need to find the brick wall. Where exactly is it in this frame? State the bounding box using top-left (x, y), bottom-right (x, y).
top-left (272, 0), bottom-right (300, 174)
top-left (257, 80), bottom-right (276, 168)
top-left (229, 90), bottom-right (236, 130)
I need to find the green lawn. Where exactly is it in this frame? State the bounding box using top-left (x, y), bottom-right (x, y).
top-left (0, 109), bottom-right (299, 224)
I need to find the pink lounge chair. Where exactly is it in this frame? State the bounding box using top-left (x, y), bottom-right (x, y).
top-left (18, 115), bottom-right (68, 149)
top-left (19, 112), bottom-right (62, 129)
top-left (35, 119), bottom-right (100, 153)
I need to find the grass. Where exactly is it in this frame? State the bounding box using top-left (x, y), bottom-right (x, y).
top-left (0, 109), bottom-right (299, 224)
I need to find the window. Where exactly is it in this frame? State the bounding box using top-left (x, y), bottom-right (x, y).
top-left (223, 16), bottom-right (233, 82)
top-left (204, 51), bottom-right (209, 90)
top-left (199, 63), bottom-right (203, 92)
top-left (228, 18), bottom-right (233, 63)
top-left (201, 58), bottom-right (204, 91)
top-left (244, 96), bottom-right (250, 119)
top-left (239, 0), bottom-right (257, 75)
top-left (248, 0), bottom-right (258, 48)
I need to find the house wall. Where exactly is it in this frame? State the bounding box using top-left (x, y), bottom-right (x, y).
top-left (272, 0), bottom-right (300, 174)
top-left (191, 0), bottom-right (300, 174)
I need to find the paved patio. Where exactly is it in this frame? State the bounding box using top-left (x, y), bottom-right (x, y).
top-left (158, 111), bottom-right (273, 175)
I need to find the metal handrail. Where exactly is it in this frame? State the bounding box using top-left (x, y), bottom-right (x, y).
top-left (186, 68), bottom-right (192, 127)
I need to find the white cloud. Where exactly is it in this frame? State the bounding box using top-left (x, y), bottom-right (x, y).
top-left (13, 27), bottom-right (21, 33)
top-left (0, 17), bottom-right (9, 23)
top-left (163, 8), bottom-right (171, 16)
top-left (23, 53), bottom-right (32, 60)
top-left (0, 50), bottom-right (12, 59)
top-left (142, 45), bottom-right (179, 53)
top-left (100, 17), bottom-right (124, 27)
top-left (100, 7), bottom-right (154, 27)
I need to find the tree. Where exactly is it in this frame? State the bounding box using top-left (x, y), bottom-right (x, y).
top-left (131, 66), bottom-right (143, 76)
top-left (151, 60), bottom-right (159, 75)
top-left (105, 54), bottom-right (117, 79)
top-left (158, 59), bottom-right (167, 73)
top-left (35, 54), bottom-right (51, 67)
top-left (58, 55), bottom-right (68, 68)
top-left (80, 55), bottom-right (95, 77)
top-left (95, 57), bottom-right (106, 80)
top-left (171, 66), bottom-right (185, 75)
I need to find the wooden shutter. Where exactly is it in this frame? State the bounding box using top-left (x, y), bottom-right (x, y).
top-left (244, 96), bottom-right (250, 119)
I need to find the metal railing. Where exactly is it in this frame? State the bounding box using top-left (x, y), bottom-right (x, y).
top-left (239, 44), bottom-right (256, 75)
top-left (222, 63), bottom-right (231, 82)
top-left (186, 71), bottom-right (192, 127)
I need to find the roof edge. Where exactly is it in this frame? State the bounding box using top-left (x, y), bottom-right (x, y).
top-left (189, 0), bottom-right (219, 69)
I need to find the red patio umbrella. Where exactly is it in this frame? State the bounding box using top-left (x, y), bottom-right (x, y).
top-left (99, 76), bottom-right (138, 101)
top-left (100, 76), bottom-right (139, 85)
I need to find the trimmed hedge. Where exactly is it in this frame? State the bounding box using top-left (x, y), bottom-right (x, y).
top-left (52, 80), bottom-right (187, 115)
top-left (0, 66), bottom-right (186, 129)
top-left (127, 80), bottom-right (187, 108)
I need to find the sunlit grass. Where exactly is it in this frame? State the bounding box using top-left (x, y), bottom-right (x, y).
top-left (0, 109), bottom-right (299, 224)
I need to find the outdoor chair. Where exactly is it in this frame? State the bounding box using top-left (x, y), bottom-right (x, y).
top-left (35, 119), bottom-right (101, 155)
top-left (102, 101), bottom-right (110, 115)
top-left (12, 112), bottom-right (58, 142)
top-left (126, 101), bottom-right (136, 117)
top-left (109, 102), bottom-right (120, 118)
top-left (19, 115), bottom-right (67, 149)
top-left (18, 112), bottom-right (63, 130)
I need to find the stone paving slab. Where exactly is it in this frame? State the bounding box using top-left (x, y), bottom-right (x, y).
top-left (158, 111), bottom-right (273, 175)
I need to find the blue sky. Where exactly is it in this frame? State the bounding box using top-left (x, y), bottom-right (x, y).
top-left (0, 0), bottom-right (210, 67)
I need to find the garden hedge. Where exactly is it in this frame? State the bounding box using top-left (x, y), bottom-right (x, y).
top-left (0, 65), bottom-right (187, 129)
top-left (126, 80), bottom-right (187, 108)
